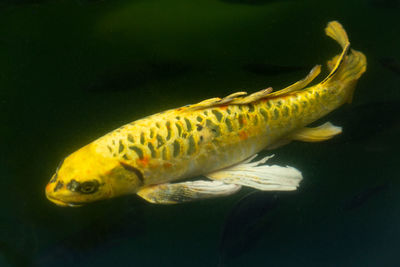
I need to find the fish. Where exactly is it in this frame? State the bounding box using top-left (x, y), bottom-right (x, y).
top-left (45, 21), bottom-right (367, 207)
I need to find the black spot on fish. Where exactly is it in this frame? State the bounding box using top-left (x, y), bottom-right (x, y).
top-left (176, 116), bottom-right (181, 120)
top-left (148, 142), bottom-right (156, 158)
top-left (238, 114), bottom-right (244, 128)
top-left (156, 122), bottom-right (161, 128)
top-left (206, 119), bottom-right (221, 136)
top-left (259, 108), bottom-right (268, 121)
top-left (156, 134), bottom-right (164, 148)
top-left (127, 134), bottom-right (134, 143)
top-left (293, 104), bottom-right (299, 113)
top-left (227, 108), bottom-right (231, 114)
top-left (118, 140), bottom-right (124, 153)
top-left (253, 115), bottom-right (259, 125)
top-left (122, 154), bottom-right (129, 160)
top-left (129, 146), bottom-right (144, 159)
top-left (175, 123), bottom-right (182, 136)
top-left (173, 140), bottom-right (180, 157)
top-left (187, 135), bottom-right (196, 155)
top-left (54, 181), bottom-right (63, 192)
top-left (150, 128), bottom-right (155, 138)
top-left (273, 109), bottom-right (279, 120)
top-left (166, 121), bottom-right (172, 140)
top-left (225, 118), bottom-right (233, 132)
top-left (247, 104), bottom-right (255, 112)
top-left (212, 109), bottom-right (223, 122)
top-left (184, 118), bottom-right (192, 131)
top-left (196, 116), bottom-right (203, 122)
top-left (140, 132), bottom-right (145, 145)
top-left (196, 124), bottom-right (203, 131)
top-left (283, 106), bottom-right (289, 117)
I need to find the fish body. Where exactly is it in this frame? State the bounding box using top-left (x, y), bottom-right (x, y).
top-left (46, 21), bottom-right (366, 207)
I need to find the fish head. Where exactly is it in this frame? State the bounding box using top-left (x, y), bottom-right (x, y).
top-left (45, 144), bottom-right (141, 207)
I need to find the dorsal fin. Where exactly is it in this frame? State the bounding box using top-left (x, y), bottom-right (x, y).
top-left (185, 87), bottom-right (272, 111)
top-left (184, 65), bottom-right (321, 111)
top-left (266, 65), bottom-right (321, 98)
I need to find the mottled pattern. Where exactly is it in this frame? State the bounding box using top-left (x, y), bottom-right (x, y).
top-left (92, 79), bottom-right (349, 187)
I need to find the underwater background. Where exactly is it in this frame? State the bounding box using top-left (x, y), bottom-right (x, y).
top-left (1, 0), bottom-right (399, 266)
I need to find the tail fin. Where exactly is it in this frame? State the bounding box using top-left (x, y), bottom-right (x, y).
top-left (321, 21), bottom-right (367, 103)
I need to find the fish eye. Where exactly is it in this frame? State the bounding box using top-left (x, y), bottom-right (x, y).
top-left (79, 181), bottom-right (99, 194)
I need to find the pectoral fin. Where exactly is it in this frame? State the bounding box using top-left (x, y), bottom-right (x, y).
top-left (206, 155), bottom-right (302, 191)
top-left (290, 122), bottom-right (342, 142)
top-left (137, 181), bottom-right (241, 204)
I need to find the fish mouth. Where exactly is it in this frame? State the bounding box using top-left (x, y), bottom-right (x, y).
top-left (46, 194), bottom-right (83, 207)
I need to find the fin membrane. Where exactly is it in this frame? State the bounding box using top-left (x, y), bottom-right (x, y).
top-left (290, 122), bottom-right (342, 142)
top-left (137, 181), bottom-right (241, 204)
top-left (206, 155), bottom-right (303, 191)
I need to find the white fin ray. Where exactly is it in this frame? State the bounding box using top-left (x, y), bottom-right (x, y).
top-left (137, 180), bottom-right (241, 204)
top-left (206, 154), bottom-right (302, 191)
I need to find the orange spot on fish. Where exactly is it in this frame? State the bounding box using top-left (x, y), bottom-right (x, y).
top-left (136, 156), bottom-right (150, 167)
top-left (239, 131), bottom-right (248, 140)
top-left (163, 162), bottom-right (172, 168)
top-left (219, 105), bottom-right (228, 110)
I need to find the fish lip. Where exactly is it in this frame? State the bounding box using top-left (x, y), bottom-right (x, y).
top-left (46, 194), bottom-right (83, 207)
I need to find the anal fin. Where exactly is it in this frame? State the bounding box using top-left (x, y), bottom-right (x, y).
top-left (206, 155), bottom-right (302, 191)
top-left (290, 122), bottom-right (342, 142)
top-left (137, 181), bottom-right (240, 204)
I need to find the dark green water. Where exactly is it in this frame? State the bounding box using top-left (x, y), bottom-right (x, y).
top-left (1, 0), bottom-right (399, 266)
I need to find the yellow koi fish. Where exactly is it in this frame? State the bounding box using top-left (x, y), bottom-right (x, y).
top-left (45, 21), bottom-right (366, 207)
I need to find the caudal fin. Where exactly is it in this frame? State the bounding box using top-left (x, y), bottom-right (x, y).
top-left (321, 21), bottom-right (367, 103)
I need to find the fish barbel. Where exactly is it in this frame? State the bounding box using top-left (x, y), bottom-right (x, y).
top-left (46, 21), bottom-right (366, 207)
